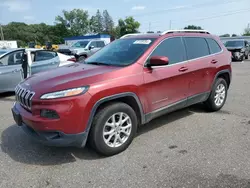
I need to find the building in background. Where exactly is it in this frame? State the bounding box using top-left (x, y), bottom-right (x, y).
top-left (63, 34), bottom-right (111, 46)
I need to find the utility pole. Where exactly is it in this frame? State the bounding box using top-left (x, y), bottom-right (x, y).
top-left (169, 20), bottom-right (172, 29)
top-left (0, 23), bottom-right (4, 40)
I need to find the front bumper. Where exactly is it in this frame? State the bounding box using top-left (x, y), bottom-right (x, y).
top-left (231, 52), bottom-right (244, 60)
top-left (11, 105), bottom-right (88, 147)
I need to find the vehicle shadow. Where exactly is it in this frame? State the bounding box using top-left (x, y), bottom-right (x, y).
top-left (0, 92), bottom-right (15, 102)
top-left (1, 104), bottom-right (204, 166)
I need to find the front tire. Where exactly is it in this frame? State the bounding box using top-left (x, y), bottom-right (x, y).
top-left (205, 78), bottom-right (228, 112)
top-left (89, 102), bottom-right (138, 156)
top-left (245, 53), bottom-right (249, 60)
top-left (77, 55), bottom-right (86, 62)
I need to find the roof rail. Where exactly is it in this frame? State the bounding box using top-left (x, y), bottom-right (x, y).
top-left (120, 33), bottom-right (144, 39)
top-left (160, 29), bottom-right (210, 35)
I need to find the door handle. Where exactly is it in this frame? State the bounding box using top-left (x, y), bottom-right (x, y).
top-left (211, 59), bottom-right (218, 64)
top-left (179, 67), bottom-right (188, 72)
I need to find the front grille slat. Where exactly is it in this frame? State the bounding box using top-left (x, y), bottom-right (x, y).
top-left (15, 85), bottom-right (35, 110)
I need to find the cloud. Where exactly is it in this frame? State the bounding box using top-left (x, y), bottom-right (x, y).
top-left (131, 6), bottom-right (146, 11)
top-left (1, 0), bottom-right (31, 12)
top-left (23, 16), bottom-right (35, 21)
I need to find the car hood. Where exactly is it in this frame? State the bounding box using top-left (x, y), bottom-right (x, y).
top-left (21, 63), bottom-right (122, 96)
top-left (226, 46), bottom-right (243, 50)
top-left (59, 46), bottom-right (87, 51)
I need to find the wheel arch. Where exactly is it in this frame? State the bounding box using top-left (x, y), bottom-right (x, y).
top-left (212, 69), bottom-right (231, 89)
top-left (85, 92), bottom-right (145, 135)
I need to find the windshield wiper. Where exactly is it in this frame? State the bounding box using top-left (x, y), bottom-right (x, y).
top-left (85, 62), bottom-right (112, 66)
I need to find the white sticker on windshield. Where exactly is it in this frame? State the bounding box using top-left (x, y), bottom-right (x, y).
top-left (133, 40), bottom-right (152, 45)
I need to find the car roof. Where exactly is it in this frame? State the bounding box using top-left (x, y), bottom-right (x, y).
top-left (120, 30), bottom-right (213, 40)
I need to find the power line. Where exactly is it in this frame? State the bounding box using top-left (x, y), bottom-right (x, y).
top-left (140, 8), bottom-right (250, 31)
top-left (124, 0), bottom-right (246, 18)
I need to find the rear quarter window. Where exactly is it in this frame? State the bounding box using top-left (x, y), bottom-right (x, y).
top-left (184, 37), bottom-right (210, 60)
top-left (206, 38), bottom-right (222, 54)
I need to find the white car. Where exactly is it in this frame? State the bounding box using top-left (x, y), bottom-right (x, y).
top-left (0, 48), bottom-right (76, 93)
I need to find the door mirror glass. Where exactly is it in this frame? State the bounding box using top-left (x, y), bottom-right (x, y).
top-left (148, 56), bottom-right (169, 67)
top-left (89, 45), bottom-right (94, 50)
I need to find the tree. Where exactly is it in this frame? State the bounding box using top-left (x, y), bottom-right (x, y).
top-left (116, 16), bottom-right (140, 37)
top-left (184, 25), bottom-right (203, 30)
top-left (243, 27), bottom-right (250, 36)
top-left (232, 34), bottom-right (237, 37)
top-left (89, 15), bottom-right (99, 33)
top-left (220, 34), bottom-right (230, 37)
top-left (147, 31), bottom-right (154, 33)
top-left (102, 10), bottom-right (114, 34)
top-left (95, 9), bottom-right (104, 33)
top-left (55, 9), bottom-right (89, 36)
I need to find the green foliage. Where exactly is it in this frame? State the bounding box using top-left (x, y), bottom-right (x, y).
top-left (220, 34), bottom-right (230, 37)
top-left (243, 27), bottom-right (250, 36)
top-left (184, 25), bottom-right (203, 30)
top-left (55, 9), bottom-right (89, 35)
top-left (2, 8), bottom-right (141, 46)
top-left (116, 16), bottom-right (140, 38)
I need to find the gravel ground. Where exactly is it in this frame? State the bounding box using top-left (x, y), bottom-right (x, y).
top-left (0, 60), bottom-right (250, 188)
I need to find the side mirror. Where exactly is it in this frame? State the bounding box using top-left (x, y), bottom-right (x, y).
top-left (89, 46), bottom-right (94, 50)
top-left (147, 56), bottom-right (169, 67)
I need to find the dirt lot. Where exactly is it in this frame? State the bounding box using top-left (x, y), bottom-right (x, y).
top-left (0, 60), bottom-right (250, 188)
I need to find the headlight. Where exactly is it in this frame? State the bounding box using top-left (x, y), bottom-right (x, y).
top-left (40, 86), bottom-right (89, 99)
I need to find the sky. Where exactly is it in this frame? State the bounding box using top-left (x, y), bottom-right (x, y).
top-left (0, 0), bottom-right (250, 36)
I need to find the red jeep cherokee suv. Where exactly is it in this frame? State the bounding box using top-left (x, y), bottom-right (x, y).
top-left (12, 30), bottom-right (232, 156)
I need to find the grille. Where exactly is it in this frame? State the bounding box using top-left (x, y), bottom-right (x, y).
top-left (15, 85), bottom-right (35, 110)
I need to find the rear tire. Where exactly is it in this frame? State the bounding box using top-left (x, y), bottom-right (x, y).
top-left (204, 78), bottom-right (228, 112)
top-left (89, 102), bottom-right (138, 156)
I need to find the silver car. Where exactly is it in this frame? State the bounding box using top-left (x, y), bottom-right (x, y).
top-left (0, 48), bottom-right (73, 93)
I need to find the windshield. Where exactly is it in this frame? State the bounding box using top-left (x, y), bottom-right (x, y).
top-left (0, 51), bottom-right (7, 56)
top-left (71, 41), bottom-right (89, 48)
top-left (84, 38), bottom-right (156, 66)
top-left (225, 40), bottom-right (244, 47)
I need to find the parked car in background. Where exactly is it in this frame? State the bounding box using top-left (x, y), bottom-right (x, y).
top-left (0, 48), bottom-right (75, 93)
top-left (225, 39), bottom-right (250, 61)
top-left (12, 29), bottom-right (232, 156)
top-left (58, 39), bottom-right (107, 61)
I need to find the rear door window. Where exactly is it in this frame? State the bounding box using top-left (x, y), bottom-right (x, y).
top-left (35, 51), bottom-right (57, 62)
top-left (184, 37), bottom-right (210, 60)
top-left (97, 41), bottom-right (105, 48)
top-left (206, 38), bottom-right (222, 54)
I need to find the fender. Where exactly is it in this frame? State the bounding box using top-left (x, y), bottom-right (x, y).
top-left (77, 52), bottom-right (88, 57)
top-left (211, 69), bottom-right (232, 89)
top-left (84, 92), bottom-right (145, 135)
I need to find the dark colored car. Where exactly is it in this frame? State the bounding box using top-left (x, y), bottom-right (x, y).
top-left (12, 30), bottom-right (232, 156)
top-left (225, 39), bottom-right (250, 61)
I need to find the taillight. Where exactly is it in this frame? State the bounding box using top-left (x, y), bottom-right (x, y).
top-left (67, 57), bottom-right (76, 62)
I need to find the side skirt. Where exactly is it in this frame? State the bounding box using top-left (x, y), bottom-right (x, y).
top-left (144, 92), bottom-right (210, 124)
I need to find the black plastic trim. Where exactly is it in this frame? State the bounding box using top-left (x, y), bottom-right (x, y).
top-left (212, 69), bottom-right (232, 89)
top-left (145, 98), bottom-right (187, 123)
top-left (83, 92), bottom-right (145, 146)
